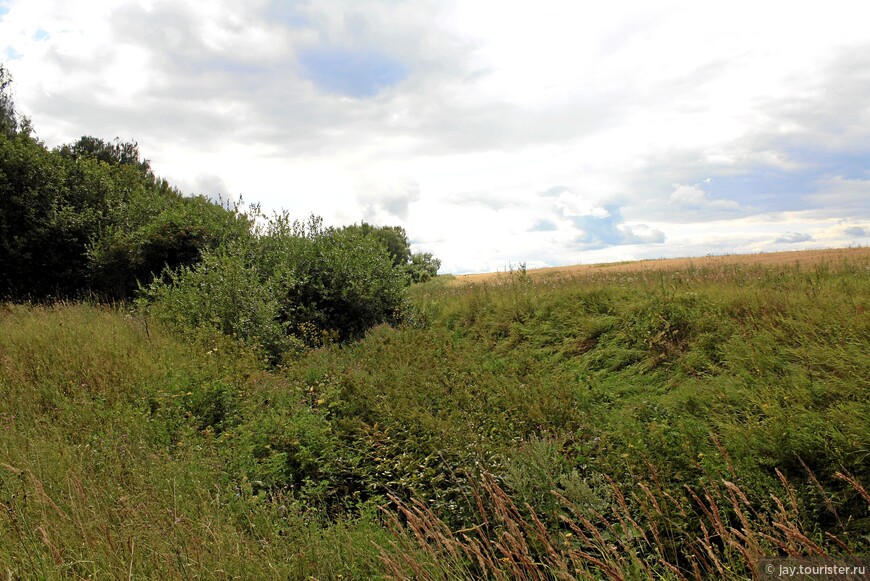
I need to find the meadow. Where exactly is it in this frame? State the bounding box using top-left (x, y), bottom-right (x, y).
top-left (1, 249), bottom-right (868, 579)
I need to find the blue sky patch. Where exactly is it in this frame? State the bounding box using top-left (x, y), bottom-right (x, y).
top-left (264, 3), bottom-right (311, 29)
top-left (782, 145), bottom-right (870, 181)
top-left (34, 29), bottom-right (50, 41)
top-left (705, 168), bottom-right (819, 212)
top-left (705, 146), bottom-right (870, 213)
top-left (298, 47), bottom-right (407, 98)
top-left (528, 219), bottom-right (558, 232)
top-left (4, 46), bottom-right (22, 60)
top-left (571, 205), bottom-right (629, 246)
top-left (569, 204), bottom-right (666, 248)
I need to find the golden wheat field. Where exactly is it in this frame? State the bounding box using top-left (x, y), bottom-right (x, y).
top-left (452, 246), bottom-right (870, 284)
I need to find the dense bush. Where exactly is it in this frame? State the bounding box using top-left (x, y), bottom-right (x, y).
top-left (0, 67), bottom-right (245, 300)
top-left (0, 132), bottom-right (87, 297)
top-left (143, 213), bottom-right (410, 362)
top-left (0, 129), bottom-right (249, 299)
top-left (407, 250), bottom-right (441, 283)
top-left (87, 190), bottom-right (252, 299)
top-left (339, 222), bottom-right (441, 282)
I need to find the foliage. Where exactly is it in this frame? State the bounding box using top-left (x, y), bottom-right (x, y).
top-left (340, 221), bottom-right (442, 282)
top-left (56, 135), bottom-right (152, 175)
top-left (0, 66), bottom-right (436, 312)
top-left (87, 191), bottom-right (252, 299)
top-left (0, 304), bottom-right (392, 579)
top-left (267, 216), bottom-right (409, 342)
top-left (408, 250), bottom-right (441, 283)
top-left (0, 64), bottom-right (19, 137)
top-left (340, 222), bottom-right (412, 267)
top-left (143, 212), bottom-right (410, 362)
top-left (0, 67), bottom-right (257, 301)
top-left (0, 71), bottom-right (438, 349)
top-left (141, 242), bottom-right (295, 359)
top-left (0, 126), bottom-right (249, 300)
top-left (0, 131), bottom-right (91, 298)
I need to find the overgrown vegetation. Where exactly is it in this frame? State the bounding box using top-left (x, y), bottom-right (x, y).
top-left (1, 63), bottom-right (437, 351)
top-left (2, 256), bottom-right (869, 578)
top-left (0, 67), bottom-right (250, 301)
top-left (140, 214), bottom-right (413, 362)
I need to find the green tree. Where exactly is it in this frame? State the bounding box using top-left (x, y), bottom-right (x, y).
top-left (0, 63), bottom-right (252, 301)
top-left (340, 222), bottom-right (412, 267)
top-left (407, 251), bottom-right (441, 283)
top-left (266, 218), bottom-right (408, 343)
top-left (340, 222), bottom-right (441, 283)
top-left (0, 64), bottom-right (19, 137)
top-left (87, 189), bottom-right (252, 299)
top-left (142, 239), bottom-right (293, 358)
top-left (0, 132), bottom-right (88, 298)
top-left (56, 135), bottom-right (152, 176)
top-left (0, 64), bottom-right (438, 316)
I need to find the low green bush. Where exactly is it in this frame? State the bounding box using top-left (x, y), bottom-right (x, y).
top-left (142, 213), bottom-right (410, 363)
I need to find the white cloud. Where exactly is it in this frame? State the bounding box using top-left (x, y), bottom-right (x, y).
top-left (666, 183), bottom-right (745, 221)
top-left (1, 0), bottom-right (869, 273)
top-left (775, 232), bottom-right (814, 244)
top-left (356, 175), bottom-right (421, 222)
top-left (555, 192), bottom-right (611, 219)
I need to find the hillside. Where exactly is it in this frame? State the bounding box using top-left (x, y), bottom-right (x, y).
top-left (1, 248), bottom-right (869, 578)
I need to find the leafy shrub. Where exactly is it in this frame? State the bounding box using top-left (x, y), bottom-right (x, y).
top-left (141, 241), bottom-right (298, 360)
top-left (0, 132), bottom-right (88, 298)
top-left (0, 68), bottom-right (254, 301)
top-left (88, 192), bottom-right (252, 299)
top-left (264, 216), bottom-right (408, 342)
top-left (229, 404), bottom-right (338, 495)
top-left (143, 212), bottom-right (410, 362)
top-left (0, 119), bottom-right (250, 300)
top-left (339, 222), bottom-right (441, 283)
top-left (407, 251), bottom-right (441, 283)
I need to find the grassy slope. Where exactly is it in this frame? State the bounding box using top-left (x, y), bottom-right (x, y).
top-left (0, 305), bottom-right (390, 579)
top-left (1, 250), bottom-right (869, 578)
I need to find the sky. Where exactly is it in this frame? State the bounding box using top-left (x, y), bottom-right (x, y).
top-left (1, 0), bottom-right (869, 274)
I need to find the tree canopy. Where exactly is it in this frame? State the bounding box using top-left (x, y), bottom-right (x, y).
top-left (0, 64), bottom-right (440, 359)
top-left (0, 64), bottom-right (20, 138)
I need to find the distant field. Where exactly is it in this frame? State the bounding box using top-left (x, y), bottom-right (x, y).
top-left (453, 246), bottom-right (870, 284)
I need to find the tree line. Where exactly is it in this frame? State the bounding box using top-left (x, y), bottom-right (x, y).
top-left (0, 64), bottom-right (440, 358)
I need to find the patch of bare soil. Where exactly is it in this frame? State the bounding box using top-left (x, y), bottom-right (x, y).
top-left (451, 247), bottom-right (870, 284)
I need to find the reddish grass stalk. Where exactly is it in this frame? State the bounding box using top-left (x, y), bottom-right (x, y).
top-left (380, 464), bottom-right (868, 581)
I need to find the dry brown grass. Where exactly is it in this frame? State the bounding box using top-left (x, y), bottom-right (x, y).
top-left (380, 458), bottom-right (870, 580)
top-left (451, 246), bottom-right (870, 285)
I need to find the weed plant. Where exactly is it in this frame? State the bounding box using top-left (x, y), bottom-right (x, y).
top-left (0, 304), bottom-right (391, 578)
top-left (1, 253), bottom-right (868, 578)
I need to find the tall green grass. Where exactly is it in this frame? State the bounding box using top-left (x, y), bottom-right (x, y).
top-left (2, 253), bottom-right (868, 578)
top-left (0, 303), bottom-right (392, 579)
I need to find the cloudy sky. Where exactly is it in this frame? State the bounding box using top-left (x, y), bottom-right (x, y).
top-left (2, 0), bottom-right (869, 273)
